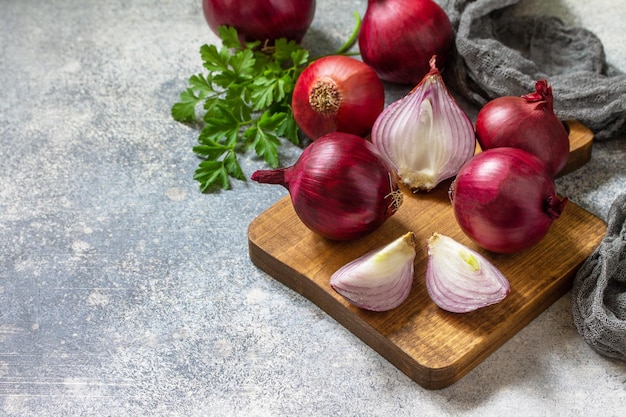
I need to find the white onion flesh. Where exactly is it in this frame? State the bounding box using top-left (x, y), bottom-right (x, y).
top-left (330, 232), bottom-right (417, 311)
top-left (426, 233), bottom-right (510, 313)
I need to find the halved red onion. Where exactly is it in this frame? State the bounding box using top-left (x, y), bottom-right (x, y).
top-left (330, 232), bottom-right (417, 311)
top-left (371, 57), bottom-right (475, 192)
top-left (426, 233), bottom-right (510, 313)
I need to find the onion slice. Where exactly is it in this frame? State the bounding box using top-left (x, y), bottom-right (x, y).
top-left (330, 232), bottom-right (417, 311)
top-left (426, 233), bottom-right (510, 313)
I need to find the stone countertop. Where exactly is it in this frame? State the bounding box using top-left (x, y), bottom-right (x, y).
top-left (1, 0), bottom-right (625, 416)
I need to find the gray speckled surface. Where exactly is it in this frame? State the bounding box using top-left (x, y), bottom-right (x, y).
top-left (1, 0), bottom-right (626, 416)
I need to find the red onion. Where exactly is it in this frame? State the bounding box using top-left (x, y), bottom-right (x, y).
top-left (202, 0), bottom-right (316, 44)
top-left (291, 55), bottom-right (385, 140)
top-left (449, 148), bottom-right (568, 254)
top-left (358, 0), bottom-right (454, 85)
top-left (475, 80), bottom-right (570, 176)
top-left (251, 132), bottom-right (403, 240)
top-left (371, 56), bottom-right (475, 191)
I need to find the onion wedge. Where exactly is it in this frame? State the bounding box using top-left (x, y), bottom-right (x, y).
top-left (426, 233), bottom-right (510, 313)
top-left (330, 232), bottom-right (417, 311)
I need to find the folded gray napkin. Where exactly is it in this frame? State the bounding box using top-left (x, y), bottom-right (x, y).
top-left (439, 0), bottom-right (626, 140)
top-left (437, 0), bottom-right (626, 360)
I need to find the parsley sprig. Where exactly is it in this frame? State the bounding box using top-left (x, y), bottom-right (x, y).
top-left (171, 26), bottom-right (309, 191)
top-left (172, 13), bottom-right (361, 192)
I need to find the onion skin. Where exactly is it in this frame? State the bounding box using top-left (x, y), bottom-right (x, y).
top-left (202, 0), bottom-right (316, 44)
top-left (330, 232), bottom-right (417, 311)
top-left (426, 233), bottom-right (510, 313)
top-left (449, 148), bottom-right (568, 254)
top-left (358, 0), bottom-right (454, 85)
top-left (475, 80), bottom-right (570, 176)
top-left (292, 56), bottom-right (385, 140)
top-left (251, 132), bottom-right (402, 241)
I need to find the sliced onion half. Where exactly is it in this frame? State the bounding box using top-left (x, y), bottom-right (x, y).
top-left (330, 232), bottom-right (417, 312)
top-left (426, 233), bottom-right (510, 313)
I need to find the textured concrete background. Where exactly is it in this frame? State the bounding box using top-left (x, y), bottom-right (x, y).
top-left (1, 0), bottom-right (625, 416)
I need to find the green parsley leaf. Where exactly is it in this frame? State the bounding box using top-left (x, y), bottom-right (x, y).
top-left (218, 26), bottom-right (241, 49)
top-left (223, 151), bottom-right (246, 181)
top-left (250, 77), bottom-right (282, 111)
top-left (277, 111), bottom-right (299, 144)
top-left (171, 87), bottom-right (204, 123)
top-left (192, 139), bottom-right (230, 161)
top-left (194, 160), bottom-right (231, 191)
top-left (200, 44), bottom-right (230, 73)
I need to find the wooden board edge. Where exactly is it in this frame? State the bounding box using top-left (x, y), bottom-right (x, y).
top-left (559, 120), bottom-right (594, 177)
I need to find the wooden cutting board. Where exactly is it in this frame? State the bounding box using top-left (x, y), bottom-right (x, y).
top-left (247, 120), bottom-right (605, 389)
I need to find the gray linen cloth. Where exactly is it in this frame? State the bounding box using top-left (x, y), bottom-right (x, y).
top-left (572, 195), bottom-right (626, 361)
top-left (437, 0), bottom-right (626, 360)
top-left (439, 0), bottom-right (626, 140)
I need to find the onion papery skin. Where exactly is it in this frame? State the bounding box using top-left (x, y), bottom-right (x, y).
top-left (251, 132), bottom-right (403, 241)
top-left (449, 148), bottom-right (568, 254)
top-left (202, 0), bottom-right (316, 44)
top-left (426, 233), bottom-right (510, 313)
top-left (371, 58), bottom-right (475, 192)
top-left (292, 56), bottom-right (385, 140)
top-left (331, 232), bottom-right (417, 311)
top-left (358, 0), bottom-right (454, 85)
top-left (475, 80), bottom-right (570, 176)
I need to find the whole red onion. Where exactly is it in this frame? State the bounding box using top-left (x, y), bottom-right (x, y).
top-left (251, 132), bottom-right (402, 240)
top-left (358, 0), bottom-right (454, 85)
top-left (202, 0), bottom-right (316, 44)
top-left (449, 147), bottom-right (568, 254)
top-left (292, 55), bottom-right (385, 140)
top-left (475, 80), bottom-right (570, 176)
